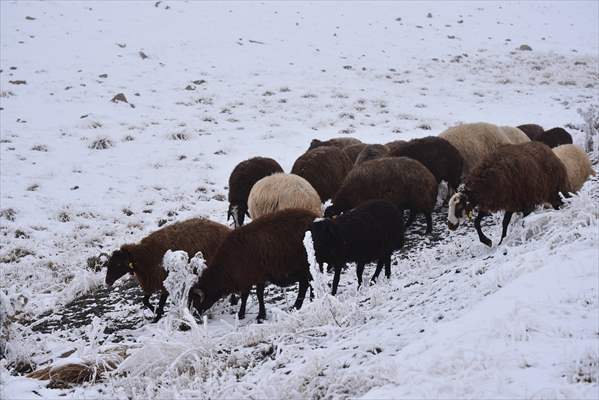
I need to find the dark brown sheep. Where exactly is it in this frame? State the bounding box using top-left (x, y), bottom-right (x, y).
top-left (228, 157), bottom-right (283, 227)
top-left (291, 146), bottom-right (353, 202)
top-left (105, 218), bottom-right (231, 321)
top-left (385, 140), bottom-right (408, 154)
top-left (354, 144), bottom-right (390, 166)
top-left (308, 137), bottom-right (362, 150)
top-left (448, 141), bottom-right (569, 247)
top-left (325, 157), bottom-right (438, 234)
top-left (388, 136), bottom-right (464, 195)
top-left (189, 209), bottom-right (319, 321)
top-left (517, 124), bottom-right (545, 141)
top-left (538, 127), bottom-right (573, 148)
top-left (343, 142), bottom-right (368, 163)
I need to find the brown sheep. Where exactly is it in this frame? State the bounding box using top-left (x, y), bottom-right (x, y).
top-left (517, 124), bottom-right (545, 141)
top-left (291, 146), bottom-right (353, 202)
top-left (448, 142), bottom-right (569, 247)
top-left (325, 157), bottom-right (438, 234)
top-left (385, 140), bottom-right (408, 154)
top-left (228, 157), bottom-right (284, 227)
top-left (105, 218), bottom-right (231, 321)
top-left (308, 137), bottom-right (362, 150)
top-left (343, 142), bottom-right (368, 163)
top-left (189, 209), bottom-right (319, 321)
top-left (539, 127), bottom-right (573, 148)
top-left (388, 136), bottom-right (464, 196)
top-left (354, 144), bottom-right (390, 165)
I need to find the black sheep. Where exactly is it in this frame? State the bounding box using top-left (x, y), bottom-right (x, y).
top-left (538, 127), bottom-right (573, 148)
top-left (311, 200), bottom-right (404, 295)
top-left (228, 157), bottom-right (283, 227)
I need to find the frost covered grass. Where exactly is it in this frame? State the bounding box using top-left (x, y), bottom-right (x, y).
top-left (1, 1), bottom-right (598, 399)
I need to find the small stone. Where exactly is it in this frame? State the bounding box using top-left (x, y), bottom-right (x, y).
top-left (518, 44), bottom-right (532, 51)
top-left (185, 84), bottom-right (195, 91)
top-left (427, 12), bottom-right (432, 18)
top-left (9, 80), bottom-right (26, 85)
top-left (139, 51), bottom-right (148, 59)
top-left (98, 73), bottom-right (108, 78)
top-left (111, 93), bottom-right (128, 103)
top-left (192, 79), bottom-right (206, 85)
top-left (25, 16), bottom-right (36, 20)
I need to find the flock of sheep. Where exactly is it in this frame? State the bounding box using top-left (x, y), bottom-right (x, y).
top-left (104, 122), bottom-right (595, 323)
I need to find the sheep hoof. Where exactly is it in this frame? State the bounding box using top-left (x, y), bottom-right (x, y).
top-left (257, 314), bottom-right (266, 323)
top-left (237, 313), bottom-right (246, 320)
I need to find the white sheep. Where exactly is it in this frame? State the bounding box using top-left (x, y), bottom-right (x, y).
top-left (552, 144), bottom-right (596, 192)
top-left (248, 173), bottom-right (323, 220)
top-left (439, 122), bottom-right (530, 175)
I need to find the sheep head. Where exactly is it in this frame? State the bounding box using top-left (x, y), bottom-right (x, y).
top-left (447, 187), bottom-right (474, 230)
top-left (105, 248), bottom-right (134, 286)
top-left (227, 204), bottom-right (249, 228)
top-left (310, 218), bottom-right (342, 265)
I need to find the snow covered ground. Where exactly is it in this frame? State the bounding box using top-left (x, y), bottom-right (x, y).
top-left (1, 1), bottom-right (598, 399)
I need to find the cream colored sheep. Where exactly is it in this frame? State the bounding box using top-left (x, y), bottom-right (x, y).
top-left (552, 144), bottom-right (596, 192)
top-left (439, 122), bottom-right (530, 175)
top-left (248, 173), bottom-right (323, 220)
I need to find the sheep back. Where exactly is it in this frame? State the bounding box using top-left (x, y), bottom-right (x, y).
top-left (539, 127), bottom-right (574, 148)
top-left (291, 146), bottom-right (353, 202)
top-left (552, 144), bottom-right (596, 192)
top-left (354, 144), bottom-right (390, 165)
top-left (248, 173), bottom-right (322, 219)
top-left (343, 143), bottom-right (368, 163)
top-left (311, 200), bottom-right (404, 267)
top-left (330, 157), bottom-right (437, 215)
top-left (385, 140), bottom-right (408, 154)
top-left (517, 124), bottom-right (545, 141)
top-left (228, 157), bottom-right (284, 222)
top-left (388, 136), bottom-right (463, 190)
top-left (439, 122), bottom-right (524, 175)
top-left (499, 126), bottom-right (531, 144)
top-left (123, 218), bottom-right (231, 294)
top-left (465, 141), bottom-right (568, 213)
top-left (308, 137), bottom-right (362, 150)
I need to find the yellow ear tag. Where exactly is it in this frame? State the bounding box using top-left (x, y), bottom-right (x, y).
top-left (467, 210), bottom-right (473, 221)
top-left (128, 262), bottom-right (134, 270)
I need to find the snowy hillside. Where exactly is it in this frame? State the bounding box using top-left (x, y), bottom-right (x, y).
top-left (1, 1), bottom-right (598, 399)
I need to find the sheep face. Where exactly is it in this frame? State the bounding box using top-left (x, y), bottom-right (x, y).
top-left (310, 220), bottom-right (342, 265)
top-left (189, 284), bottom-right (219, 316)
top-left (447, 192), bottom-right (472, 230)
top-left (227, 204), bottom-right (247, 228)
top-left (105, 249), bottom-right (133, 286)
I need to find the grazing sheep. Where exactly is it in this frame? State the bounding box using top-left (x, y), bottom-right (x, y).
top-left (447, 142), bottom-right (568, 247)
top-left (105, 218), bottom-right (231, 321)
top-left (539, 127), bottom-right (573, 148)
top-left (311, 200), bottom-right (404, 295)
top-left (388, 136), bottom-right (463, 196)
top-left (308, 137), bottom-right (362, 150)
top-left (439, 122), bottom-right (530, 175)
top-left (189, 209), bottom-right (319, 321)
top-left (248, 173), bottom-right (323, 220)
top-left (385, 140), bottom-right (407, 154)
top-left (228, 157), bottom-right (284, 227)
top-left (552, 144), bottom-right (596, 192)
top-left (354, 144), bottom-right (390, 165)
top-left (343, 142), bottom-right (368, 163)
top-left (325, 157), bottom-right (437, 234)
top-left (517, 124), bottom-right (545, 141)
top-left (291, 146), bottom-right (353, 202)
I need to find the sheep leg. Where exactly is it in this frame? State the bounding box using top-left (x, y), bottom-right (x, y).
top-left (384, 254), bottom-right (392, 279)
top-left (237, 292), bottom-right (249, 320)
top-left (331, 264), bottom-right (343, 295)
top-left (425, 212), bottom-right (433, 234)
top-left (293, 280), bottom-right (309, 310)
top-left (371, 259), bottom-right (385, 283)
top-left (256, 283), bottom-right (266, 321)
top-left (356, 262), bottom-right (365, 287)
top-left (229, 294), bottom-right (239, 306)
top-left (498, 211), bottom-right (513, 245)
top-left (474, 212), bottom-right (492, 247)
top-left (152, 290), bottom-right (169, 322)
top-left (142, 294), bottom-right (154, 313)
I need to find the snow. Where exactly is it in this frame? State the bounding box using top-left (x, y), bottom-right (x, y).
top-left (1, 1), bottom-right (598, 399)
